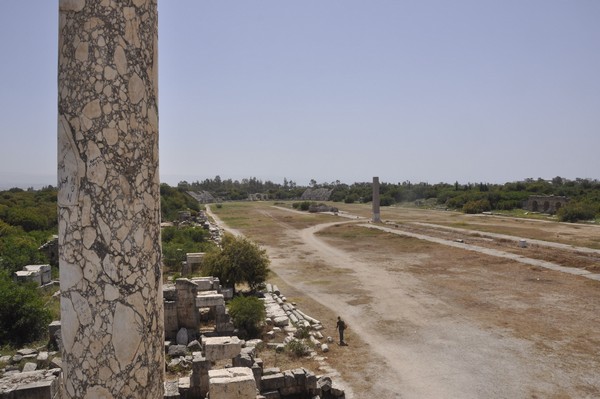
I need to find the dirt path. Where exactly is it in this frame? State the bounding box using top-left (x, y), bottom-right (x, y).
top-left (365, 223), bottom-right (600, 281)
top-left (412, 221), bottom-right (600, 255)
top-left (274, 221), bottom-right (540, 398)
top-left (209, 204), bottom-right (600, 398)
top-left (205, 205), bottom-right (242, 237)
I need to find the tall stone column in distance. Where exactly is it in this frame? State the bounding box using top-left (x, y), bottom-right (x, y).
top-left (57, 1), bottom-right (163, 398)
top-left (372, 176), bottom-right (381, 223)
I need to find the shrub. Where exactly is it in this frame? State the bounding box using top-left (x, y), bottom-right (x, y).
top-left (463, 199), bottom-right (491, 214)
top-left (294, 325), bottom-right (310, 339)
top-left (496, 199), bottom-right (522, 211)
top-left (344, 194), bottom-right (358, 204)
top-left (0, 272), bottom-right (51, 346)
top-left (285, 339), bottom-right (310, 357)
top-left (299, 201), bottom-right (311, 211)
top-left (557, 201), bottom-right (598, 222)
top-left (380, 195), bottom-right (395, 206)
top-left (228, 296), bottom-right (265, 338)
top-left (0, 234), bottom-right (48, 274)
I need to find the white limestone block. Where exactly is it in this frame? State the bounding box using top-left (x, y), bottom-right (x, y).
top-left (209, 367), bottom-right (257, 399)
top-left (273, 316), bottom-right (289, 327)
top-left (195, 291), bottom-right (224, 308)
top-left (204, 336), bottom-right (242, 361)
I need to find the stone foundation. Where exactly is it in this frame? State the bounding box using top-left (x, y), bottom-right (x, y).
top-left (164, 277), bottom-right (234, 340)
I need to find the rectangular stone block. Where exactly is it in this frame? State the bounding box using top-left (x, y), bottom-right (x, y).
top-left (0, 370), bottom-right (61, 399)
top-left (164, 301), bottom-right (178, 340)
top-left (186, 253), bottom-right (205, 266)
top-left (292, 368), bottom-right (306, 387)
top-left (233, 354), bottom-right (253, 368)
top-left (216, 321), bottom-right (235, 334)
top-left (24, 265), bottom-right (52, 285)
top-left (203, 336), bottom-right (242, 361)
top-left (260, 373), bottom-right (285, 392)
top-left (221, 287), bottom-right (234, 300)
top-left (191, 354), bottom-right (210, 385)
top-left (251, 363), bottom-right (262, 391)
top-left (164, 380), bottom-right (180, 398)
top-left (14, 270), bottom-right (42, 286)
top-left (196, 291), bottom-right (224, 308)
top-left (209, 367), bottom-right (257, 399)
top-left (190, 276), bottom-right (212, 291)
top-left (176, 279), bottom-right (200, 329)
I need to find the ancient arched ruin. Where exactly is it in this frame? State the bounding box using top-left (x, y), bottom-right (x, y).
top-left (524, 195), bottom-right (569, 214)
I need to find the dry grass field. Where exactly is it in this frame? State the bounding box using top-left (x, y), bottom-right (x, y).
top-left (210, 201), bottom-right (600, 399)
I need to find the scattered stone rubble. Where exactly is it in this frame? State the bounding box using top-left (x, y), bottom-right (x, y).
top-left (13, 265), bottom-right (52, 287)
top-left (161, 281), bottom-right (345, 398)
top-left (0, 348), bottom-right (63, 398)
top-left (261, 284), bottom-right (346, 398)
top-left (1, 278), bottom-right (345, 399)
top-left (165, 334), bottom-right (334, 399)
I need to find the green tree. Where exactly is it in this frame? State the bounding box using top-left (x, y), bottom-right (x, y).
top-left (0, 234), bottom-right (48, 274)
top-left (0, 271), bottom-right (52, 346)
top-left (203, 234), bottom-right (270, 293)
top-left (227, 296), bottom-right (265, 338)
top-left (161, 226), bottom-right (214, 270)
top-left (380, 195), bottom-right (395, 206)
top-left (557, 201), bottom-right (598, 222)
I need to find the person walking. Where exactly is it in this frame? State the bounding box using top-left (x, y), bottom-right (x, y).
top-left (336, 316), bottom-right (347, 346)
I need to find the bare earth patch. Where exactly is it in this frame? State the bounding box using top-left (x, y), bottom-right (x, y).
top-left (209, 202), bottom-right (600, 398)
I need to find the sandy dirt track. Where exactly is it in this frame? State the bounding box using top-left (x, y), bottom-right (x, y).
top-left (209, 204), bottom-right (600, 398)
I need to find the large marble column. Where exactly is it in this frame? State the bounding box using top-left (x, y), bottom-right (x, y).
top-left (372, 176), bottom-right (381, 223)
top-left (57, 1), bottom-right (163, 398)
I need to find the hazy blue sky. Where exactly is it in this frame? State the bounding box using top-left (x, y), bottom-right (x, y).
top-left (0, 1), bottom-right (599, 188)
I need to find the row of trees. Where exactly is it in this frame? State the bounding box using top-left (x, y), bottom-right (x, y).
top-left (174, 176), bottom-right (600, 222)
top-left (177, 177), bottom-right (305, 201)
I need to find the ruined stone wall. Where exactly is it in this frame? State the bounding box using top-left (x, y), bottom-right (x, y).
top-left (524, 195), bottom-right (569, 214)
top-left (57, 0), bottom-right (163, 397)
